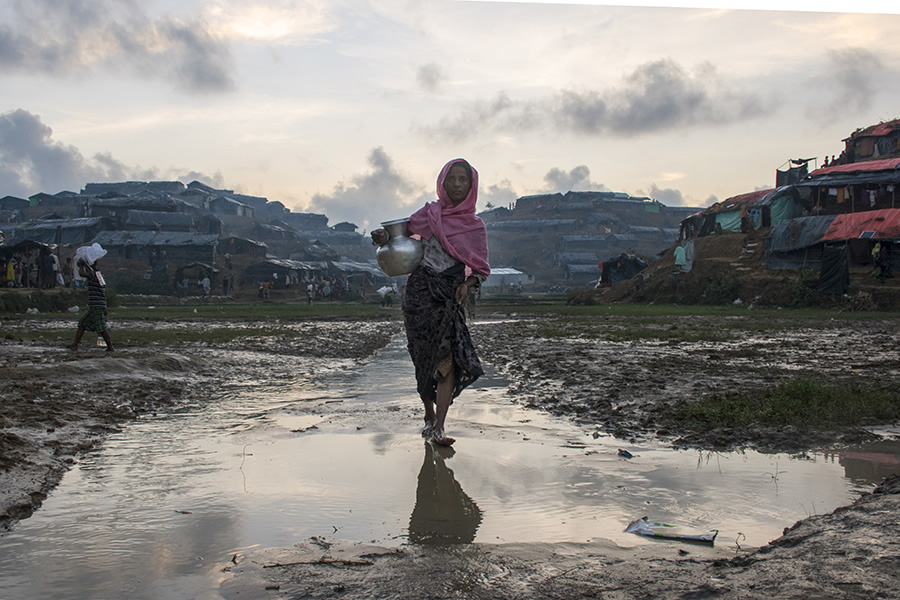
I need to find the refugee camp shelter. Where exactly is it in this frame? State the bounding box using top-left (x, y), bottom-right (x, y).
top-left (565, 263), bottom-right (602, 283)
top-left (766, 214), bottom-right (838, 270)
top-left (94, 231), bottom-right (218, 263)
top-left (482, 267), bottom-right (532, 290)
top-left (766, 208), bottom-right (900, 295)
top-left (596, 253), bottom-right (649, 287)
top-left (0, 196), bottom-right (29, 212)
top-left (243, 259), bottom-right (327, 287)
top-left (124, 210), bottom-right (195, 232)
top-left (253, 223), bottom-right (297, 241)
top-left (83, 181), bottom-right (187, 197)
top-left (558, 235), bottom-right (609, 252)
top-left (209, 196), bottom-right (254, 218)
top-left (796, 158), bottom-right (900, 214)
top-left (0, 239), bottom-right (48, 264)
top-left (219, 236), bottom-right (268, 257)
top-left (681, 186), bottom-right (809, 239)
top-left (557, 252), bottom-right (599, 266)
top-left (330, 260), bottom-right (386, 282)
top-left (487, 219), bottom-right (577, 232)
top-left (89, 193), bottom-right (196, 217)
top-left (841, 119), bottom-right (900, 163)
top-left (1, 217), bottom-right (113, 246)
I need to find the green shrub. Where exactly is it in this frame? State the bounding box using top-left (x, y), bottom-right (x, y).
top-left (701, 272), bottom-right (741, 305)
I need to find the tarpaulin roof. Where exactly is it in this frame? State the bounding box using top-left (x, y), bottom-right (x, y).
top-left (696, 187), bottom-right (792, 217)
top-left (713, 188), bottom-right (774, 212)
top-left (94, 231), bottom-right (219, 246)
top-left (821, 208), bottom-right (900, 241)
top-left (808, 158), bottom-right (900, 177)
top-left (799, 159), bottom-right (900, 188)
top-left (251, 258), bottom-right (327, 271)
top-left (842, 119), bottom-right (900, 141)
top-left (767, 215), bottom-right (837, 252)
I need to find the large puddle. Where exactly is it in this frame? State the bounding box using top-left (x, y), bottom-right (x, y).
top-left (1, 335), bottom-right (898, 600)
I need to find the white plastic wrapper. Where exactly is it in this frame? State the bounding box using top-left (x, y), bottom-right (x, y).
top-left (625, 517), bottom-right (718, 544)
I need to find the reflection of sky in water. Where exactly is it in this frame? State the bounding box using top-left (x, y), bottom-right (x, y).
top-left (0, 334), bottom-right (897, 600)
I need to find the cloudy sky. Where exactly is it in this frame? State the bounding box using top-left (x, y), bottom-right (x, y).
top-left (1, 0), bottom-right (898, 230)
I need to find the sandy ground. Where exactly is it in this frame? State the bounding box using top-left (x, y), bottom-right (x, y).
top-left (1, 312), bottom-right (899, 599)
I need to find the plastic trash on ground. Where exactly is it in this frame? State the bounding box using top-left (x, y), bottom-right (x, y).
top-left (625, 517), bottom-right (718, 544)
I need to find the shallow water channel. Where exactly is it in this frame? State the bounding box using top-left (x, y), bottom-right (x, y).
top-left (2, 333), bottom-right (899, 600)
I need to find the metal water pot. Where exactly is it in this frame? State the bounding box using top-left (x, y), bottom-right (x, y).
top-left (376, 218), bottom-right (423, 276)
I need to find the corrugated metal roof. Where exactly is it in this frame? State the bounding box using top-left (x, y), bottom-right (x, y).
top-left (126, 210), bottom-right (194, 227)
top-left (488, 267), bottom-right (524, 275)
top-left (21, 217), bottom-right (106, 230)
top-left (330, 260), bottom-right (384, 276)
top-left (94, 231), bottom-right (218, 246)
top-left (252, 259), bottom-right (327, 270)
top-left (566, 263), bottom-right (602, 273)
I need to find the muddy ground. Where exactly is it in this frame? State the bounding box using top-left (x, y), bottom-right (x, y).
top-left (1, 311), bottom-right (899, 599)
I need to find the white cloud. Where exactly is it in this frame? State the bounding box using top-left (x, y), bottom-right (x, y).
top-left (307, 148), bottom-right (424, 231)
top-left (204, 0), bottom-right (336, 43)
top-left (541, 165), bottom-right (609, 193)
top-left (0, 108), bottom-right (222, 195)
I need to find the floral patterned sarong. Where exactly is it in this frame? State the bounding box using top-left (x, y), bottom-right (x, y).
top-left (402, 263), bottom-right (483, 403)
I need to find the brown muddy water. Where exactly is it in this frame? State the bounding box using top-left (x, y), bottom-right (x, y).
top-left (0, 330), bottom-right (898, 600)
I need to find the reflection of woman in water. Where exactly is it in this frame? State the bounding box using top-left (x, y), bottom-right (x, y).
top-left (408, 443), bottom-right (482, 545)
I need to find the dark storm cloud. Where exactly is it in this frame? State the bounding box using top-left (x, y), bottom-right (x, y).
top-left (0, 109), bottom-right (221, 196)
top-left (0, 0), bottom-right (235, 93)
top-left (426, 59), bottom-right (770, 140)
top-left (644, 183), bottom-right (686, 206)
top-left (821, 48), bottom-right (884, 117)
top-left (0, 109), bottom-right (102, 196)
top-left (417, 62), bottom-right (445, 93)
top-left (428, 93), bottom-right (518, 143)
top-left (308, 147), bottom-right (421, 229)
top-left (542, 165), bottom-right (609, 193)
top-left (179, 169), bottom-right (227, 189)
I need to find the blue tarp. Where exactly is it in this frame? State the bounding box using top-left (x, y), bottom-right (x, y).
top-left (766, 215), bottom-right (837, 252)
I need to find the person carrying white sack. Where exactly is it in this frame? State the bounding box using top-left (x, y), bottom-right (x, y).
top-left (68, 243), bottom-right (114, 352)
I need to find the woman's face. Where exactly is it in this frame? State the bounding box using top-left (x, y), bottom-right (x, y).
top-left (443, 163), bottom-right (471, 206)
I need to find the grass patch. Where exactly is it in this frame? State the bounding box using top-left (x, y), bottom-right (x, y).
top-left (110, 302), bottom-right (396, 321)
top-left (670, 378), bottom-right (900, 430)
top-left (0, 300), bottom-right (399, 321)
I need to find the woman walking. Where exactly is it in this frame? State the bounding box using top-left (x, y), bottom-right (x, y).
top-left (372, 158), bottom-right (490, 446)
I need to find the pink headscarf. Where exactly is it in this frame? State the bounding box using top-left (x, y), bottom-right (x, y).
top-left (408, 159), bottom-right (491, 276)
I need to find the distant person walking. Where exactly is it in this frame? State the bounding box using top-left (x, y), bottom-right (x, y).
top-left (68, 243), bottom-right (114, 352)
top-left (5, 258), bottom-right (15, 287)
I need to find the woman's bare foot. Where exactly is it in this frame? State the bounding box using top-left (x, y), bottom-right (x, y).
top-left (430, 428), bottom-right (455, 446)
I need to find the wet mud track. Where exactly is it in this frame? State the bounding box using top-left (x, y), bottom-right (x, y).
top-left (1, 312), bottom-right (899, 599)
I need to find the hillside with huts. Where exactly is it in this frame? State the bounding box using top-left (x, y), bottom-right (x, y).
top-left (0, 174), bottom-right (699, 301)
top-left (577, 117), bottom-right (900, 310)
top-left (2, 118), bottom-right (899, 307)
top-left (0, 180), bottom-right (383, 301)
